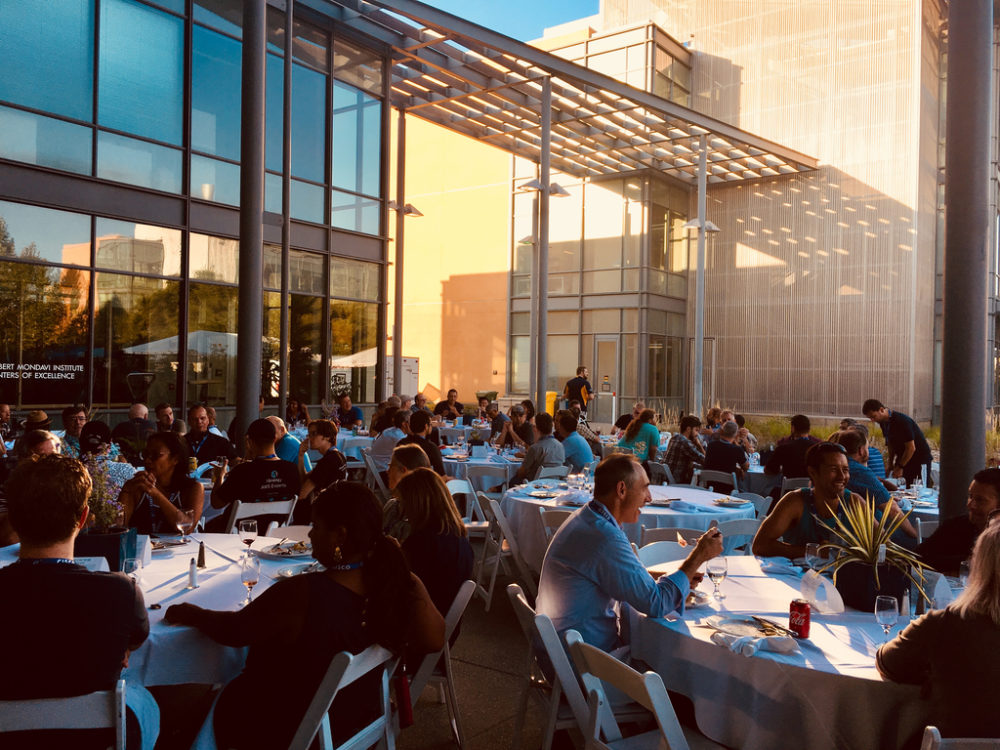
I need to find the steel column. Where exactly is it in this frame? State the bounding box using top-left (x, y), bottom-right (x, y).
top-left (535, 77), bottom-right (551, 415)
top-left (393, 108), bottom-right (406, 396)
top-left (691, 134), bottom-right (707, 419)
top-left (278, 0), bottom-right (292, 419)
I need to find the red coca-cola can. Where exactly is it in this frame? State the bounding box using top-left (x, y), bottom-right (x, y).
top-left (789, 599), bottom-right (811, 638)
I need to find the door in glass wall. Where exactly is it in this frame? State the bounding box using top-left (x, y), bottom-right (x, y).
top-left (591, 334), bottom-right (619, 425)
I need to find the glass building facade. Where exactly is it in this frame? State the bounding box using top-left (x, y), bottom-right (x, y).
top-left (0, 0), bottom-right (387, 414)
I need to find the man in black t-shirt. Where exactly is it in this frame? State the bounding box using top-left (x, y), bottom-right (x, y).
top-left (185, 404), bottom-right (236, 466)
top-left (433, 389), bottom-right (464, 421)
top-left (207, 419), bottom-right (301, 532)
top-left (110, 403), bottom-right (157, 464)
top-left (396, 410), bottom-right (446, 476)
top-left (863, 399), bottom-right (934, 486)
top-left (764, 414), bottom-right (819, 480)
top-left (563, 366), bottom-right (594, 413)
top-left (702, 421), bottom-right (748, 491)
top-left (614, 402), bottom-right (645, 433)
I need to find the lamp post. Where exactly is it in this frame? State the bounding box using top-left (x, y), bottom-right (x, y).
top-left (388, 198), bottom-right (422, 398)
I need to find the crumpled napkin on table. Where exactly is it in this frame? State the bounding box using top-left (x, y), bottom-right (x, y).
top-left (670, 500), bottom-right (716, 514)
top-left (710, 631), bottom-right (801, 658)
top-left (758, 557), bottom-right (803, 577)
top-left (556, 490), bottom-right (591, 507)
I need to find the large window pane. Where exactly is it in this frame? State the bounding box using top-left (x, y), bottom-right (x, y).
top-left (291, 63), bottom-right (326, 182)
top-left (0, 261), bottom-right (90, 407)
top-left (293, 20), bottom-right (329, 72)
top-left (190, 233), bottom-right (238, 284)
top-left (334, 38), bottom-right (383, 96)
top-left (0, 105), bottom-right (92, 175)
top-left (97, 132), bottom-right (182, 193)
top-left (93, 274), bottom-right (178, 408)
top-left (290, 295), bottom-right (323, 403)
top-left (0, 200), bottom-right (91, 266)
top-left (546, 335), bottom-right (579, 393)
top-left (584, 180), bottom-right (624, 268)
top-left (262, 290), bottom-right (282, 399)
top-left (266, 54), bottom-right (283, 173)
top-left (99, 0), bottom-right (183, 144)
top-left (331, 190), bottom-right (379, 235)
top-left (332, 82), bottom-right (381, 197)
top-left (191, 155), bottom-right (240, 206)
top-left (291, 179), bottom-right (325, 224)
top-left (0, 0), bottom-right (94, 121)
top-left (194, 0), bottom-right (241, 37)
top-left (264, 247), bottom-right (326, 294)
top-left (265, 172), bottom-right (283, 214)
top-left (510, 335), bottom-right (530, 393)
top-left (192, 25), bottom-right (241, 160)
top-left (330, 257), bottom-right (379, 300)
top-left (188, 283), bottom-right (239, 405)
top-left (330, 300), bottom-right (377, 403)
top-left (95, 218), bottom-right (181, 276)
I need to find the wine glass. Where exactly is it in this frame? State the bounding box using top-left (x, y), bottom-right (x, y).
top-left (959, 559), bottom-right (972, 588)
top-left (805, 543), bottom-right (824, 572)
top-left (706, 557), bottom-right (728, 600)
top-left (175, 509), bottom-right (195, 542)
top-left (241, 554), bottom-right (261, 607)
top-left (875, 595), bottom-right (899, 643)
top-left (122, 557), bottom-right (143, 587)
top-left (238, 520), bottom-right (258, 558)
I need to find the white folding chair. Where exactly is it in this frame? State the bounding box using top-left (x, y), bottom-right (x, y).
top-left (406, 580), bottom-right (475, 748)
top-left (715, 518), bottom-right (762, 554)
top-left (466, 464), bottom-right (511, 500)
top-left (474, 495), bottom-right (536, 611)
top-left (288, 645), bottom-right (397, 750)
top-left (731, 491), bottom-right (771, 518)
top-left (636, 541), bottom-right (689, 566)
top-left (0, 679), bottom-right (128, 749)
top-left (780, 476), bottom-right (811, 495)
top-left (640, 525), bottom-right (714, 547)
top-left (920, 726), bottom-right (1000, 750)
top-left (695, 470), bottom-right (738, 493)
top-left (446, 479), bottom-right (489, 541)
top-left (361, 449), bottom-right (391, 503)
top-left (538, 507), bottom-right (573, 544)
top-left (264, 522), bottom-right (312, 541)
top-left (915, 517), bottom-right (939, 544)
top-left (506, 585), bottom-right (649, 750)
top-left (224, 498), bottom-right (297, 533)
top-left (566, 630), bottom-right (725, 750)
top-left (536, 465), bottom-right (569, 480)
top-left (647, 461), bottom-right (675, 485)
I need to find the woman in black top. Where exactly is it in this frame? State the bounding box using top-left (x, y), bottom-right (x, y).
top-left (120, 432), bottom-right (203, 534)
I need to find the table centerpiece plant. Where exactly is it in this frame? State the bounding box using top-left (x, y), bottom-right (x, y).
top-left (814, 497), bottom-right (930, 611)
top-left (75, 456), bottom-right (136, 571)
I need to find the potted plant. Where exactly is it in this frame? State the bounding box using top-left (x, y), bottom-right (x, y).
top-left (815, 497), bottom-right (930, 611)
top-left (74, 456), bottom-right (136, 571)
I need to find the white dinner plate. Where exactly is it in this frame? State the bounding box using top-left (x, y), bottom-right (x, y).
top-left (705, 614), bottom-right (785, 638)
top-left (257, 541), bottom-right (314, 560)
top-left (713, 498), bottom-right (751, 508)
top-left (687, 590), bottom-right (711, 609)
top-left (277, 562), bottom-right (324, 578)
top-left (529, 490), bottom-right (560, 499)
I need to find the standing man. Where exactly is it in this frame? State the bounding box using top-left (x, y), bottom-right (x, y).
top-left (433, 389), bottom-right (464, 421)
top-left (185, 404), bottom-right (236, 466)
top-left (862, 399), bottom-right (933, 486)
top-left (154, 403), bottom-right (175, 433)
top-left (563, 366), bottom-right (594, 414)
top-left (664, 415), bottom-right (706, 485)
top-left (59, 405), bottom-right (89, 458)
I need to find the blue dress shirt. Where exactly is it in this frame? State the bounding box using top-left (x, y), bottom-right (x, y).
top-left (561, 430), bottom-right (594, 473)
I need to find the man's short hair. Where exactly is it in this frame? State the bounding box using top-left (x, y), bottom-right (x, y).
top-left (338, 393), bottom-right (352, 403)
top-left (790, 414), bottom-right (811, 434)
top-left (556, 410), bottom-right (577, 434)
top-left (309, 419), bottom-right (338, 441)
top-left (386, 396), bottom-right (401, 408)
top-left (973, 468), bottom-right (1000, 499)
top-left (832, 429), bottom-right (866, 456)
top-left (62, 405), bottom-right (86, 422)
top-left (187, 404), bottom-right (207, 419)
top-left (392, 410), bottom-right (410, 429)
top-left (155, 402), bottom-right (172, 415)
top-left (447, 389), bottom-right (458, 398)
top-left (719, 421), bottom-right (738, 438)
top-left (510, 404), bottom-right (526, 417)
top-left (862, 399), bottom-right (885, 414)
top-left (805, 441), bottom-right (847, 471)
top-left (734, 414), bottom-right (746, 428)
top-left (410, 410), bottom-right (431, 433)
top-left (246, 418), bottom-right (277, 445)
top-left (576, 366), bottom-right (587, 375)
top-left (679, 415), bottom-right (701, 432)
top-left (594, 454), bottom-right (641, 497)
top-left (205, 405), bottom-right (217, 422)
top-left (846, 420), bottom-right (870, 439)
top-left (390, 443), bottom-right (430, 472)
top-left (6, 455), bottom-right (91, 546)
top-left (568, 399), bottom-right (582, 409)
top-left (399, 395), bottom-right (411, 404)
top-left (535, 412), bottom-right (554, 435)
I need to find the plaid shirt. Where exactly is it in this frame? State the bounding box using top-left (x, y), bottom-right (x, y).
top-left (664, 433), bottom-right (705, 484)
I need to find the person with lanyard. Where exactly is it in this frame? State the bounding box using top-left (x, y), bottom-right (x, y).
top-left (0, 454), bottom-right (152, 748)
top-left (120, 432), bottom-right (204, 534)
top-left (184, 404), bottom-right (236, 467)
top-left (536, 453), bottom-right (723, 653)
top-left (205, 418), bottom-right (300, 533)
top-left (296, 418), bottom-right (347, 524)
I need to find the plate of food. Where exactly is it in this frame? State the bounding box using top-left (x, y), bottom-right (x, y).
top-left (705, 614), bottom-right (795, 638)
top-left (713, 497), bottom-right (751, 508)
top-left (912, 500), bottom-right (937, 507)
top-left (529, 490), bottom-right (561, 499)
top-left (647, 497), bottom-right (676, 507)
top-left (531, 481), bottom-right (558, 490)
top-left (277, 562), bottom-right (324, 578)
top-left (257, 540), bottom-right (313, 560)
top-left (151, 538), bottom-right (188, 552)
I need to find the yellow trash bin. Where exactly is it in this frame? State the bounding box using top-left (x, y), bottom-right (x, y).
top-left (546, 390), bottom-right (558, 415)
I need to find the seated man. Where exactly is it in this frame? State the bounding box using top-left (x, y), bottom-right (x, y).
top-left (555, 410), bottom-right (593, 473)
top-left (917, 468), bottom-right (1000, 575)
top-left (486, 401), bottom-right (509, 439)
top-left (537, 454), bottom-right (722, 651)
top-left (765, 414), bottom-right (819, 481)
top-left (295, 419), bottom-right (347, 524)
top-left (154, 402), bottom-right (175, 433)
top-left (0, 455), bottom-right (150, 744)
top-left (473, 396), bottom-right (491, 422)
top-left (513, 413), bottom-right (565, 484)
top-left (372, 396), bottom-right (401, 434)
top-left (702, 421), bottom-right (748, 491)
top-left (664, 415), bottom-right (705, 484)
top-left (433, 389), bottom-right (464, 421)
top-left (396, 410), bottom-right (445, 476)
top-left (335, 394), bottom-right (364, 429)
top-left (752, 442), bottom-right (911, 559)
top-left (58, 405), bottom-right (89, 459)
top-left (207, 419), bottom-right (300, 532)
top-left (497, 404), bottom-right (533, 449)
top-left (185, 404), bottom-right (236, 466)
top-left (267, 415), bottom-right (312, 473)
top-left (613, 402), bottom-right (645, 434)
top-left (111, 403), bottom-right (156, 465)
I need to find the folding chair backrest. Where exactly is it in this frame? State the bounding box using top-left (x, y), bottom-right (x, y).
top-left (915, 517), bottom-right (939, 544)
top-left (361, 449), bottom-right (390, 502)
top-left (488, 498), bottom-right (537, 597)
top-left (647, 461), bottom-right (675, 486)
top-left (780, 476), bottom-right (811, 495)
top-left (716, 518), bottom-right (763, 554)
top-left (536, 465), bottom-right (569, 480)
top-left (445, 479), bottom-right (477, 520)
top-left (288, 644), bottom-right (396, 750)
top-left (636, 541), bottom-right (689, 566)
top-left (565, 631), bottom-right (689, 750)
top-left (538, 507), bottom-right (573, 543)
top-left (225, 498), bottom-right (297, 534)
top-left (696, 470), bottom-right (738, 492)
top-left (264, 522), bottom-right (312, 540)
top-left (0, 679), bottom-right (127, 749)
top-left (731, 491), bottom-right (770, 518)
top-left (639, 525), bottom-right (713, 547)
top-left (920, 726), bottom-right (1000, 750)
top-left (466, 464), bottom-right (510, 493)
top-left (408, 580), bottom-right (475, 704)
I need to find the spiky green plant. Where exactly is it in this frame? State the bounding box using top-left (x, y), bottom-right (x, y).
top-left (815, 496), bottom-right (931, 603)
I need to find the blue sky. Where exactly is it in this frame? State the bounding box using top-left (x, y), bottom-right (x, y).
top-left (424, 0), bottom-right (599, 42)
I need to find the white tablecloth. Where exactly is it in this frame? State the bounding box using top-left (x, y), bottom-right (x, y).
top-left (438, 424), bottom-right (492, 444)
top-left (633, 556), bottom-right (927, 750)
top-left (892, 488), bottom-right (940, 522)
top-left (502, 484), bottom-right (756, 573)
top-left (442, 452), bottom-right (522, 491)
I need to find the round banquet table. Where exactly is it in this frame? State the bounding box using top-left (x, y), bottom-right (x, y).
top-left (442, 450), bottom-right (522, 491)
top-left (891, 487), bottom-right (940, 522)
top-left (632, 556), bottom-right (928, 750)
top-left (502, 483), bottom-right (757, 573)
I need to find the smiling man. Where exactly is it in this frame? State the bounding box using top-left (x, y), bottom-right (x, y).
top-left (536, 453), bottom-right (722, 652)
top-left (916, 468), bottom-right (1000, 575)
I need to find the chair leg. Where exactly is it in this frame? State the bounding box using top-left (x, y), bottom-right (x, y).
top-left (511, 668), bottom-right (533, 750)
top-left (442, 647), bottom-right (465, 749)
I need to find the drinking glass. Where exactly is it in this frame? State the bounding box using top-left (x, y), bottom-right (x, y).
top-left (875, 595), bottom-right (899, 642)
top-left (706, 558), bottom-right (728, 600)
top-left (959, 559), bottom-right (972, 588)
top-left (175, 509), bottom-right (195, 542)
top-left (122, 557), bottom-right (143, 586)
top-left (238, 520), bottom-right (258, 557)
top-left (805, 543), bottom-right (824, 572)
top-left (241, 555), bottom-right (261, 607)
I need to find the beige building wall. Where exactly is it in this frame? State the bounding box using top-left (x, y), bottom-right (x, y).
top-left (388, 114), bottom-right (511, 402)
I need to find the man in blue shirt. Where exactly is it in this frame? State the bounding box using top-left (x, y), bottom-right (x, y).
top-left (536, 454), bottom-right (723, 652)
top-left (554, 410), bottom-right (594, 473)
top-left (268, 416), bottom-right (312, 473)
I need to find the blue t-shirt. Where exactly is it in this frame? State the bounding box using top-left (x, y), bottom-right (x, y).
top-left (276, 434), bottom-right (311, 472)
top-left (617, 422), bottom-right (661, 462)
top-left (561, 430), bottom-right (594, 473)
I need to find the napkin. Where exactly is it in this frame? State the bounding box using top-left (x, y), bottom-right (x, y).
top-left (710, 631), bottom-right (801, 658)
top-left (924, 570), bottom-right (954, 608)
top-left (670, 500), bottom-right (716, 514)
top-left (75, 556), bottom-right (111, 573)
top-left (758, 557), bottom-right (803, 577)
top-left (799, 570), bottom-right (845, 613)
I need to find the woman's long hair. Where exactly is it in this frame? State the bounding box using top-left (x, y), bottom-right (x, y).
top-left (624, 408), bottom-right (655, 442)
top-left (521, 399), bottom-right (536, 422)
top-left (395, 468), bottom-right (466, 538)
top-left (312, 481), bottom-right (414, 652)
top-left (951, 521), bottom-right (1000, 626)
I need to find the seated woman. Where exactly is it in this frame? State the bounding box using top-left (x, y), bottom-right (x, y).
top-left (165, 482), bottom-right (444, 748)
top-left (877, 519), bottom-right (1000, 740)
top-left (616, 408), bottom-right (660, 463)
top-left (284, 396), bottom-right (311, 432)
top-left (395, 468), bottom-right (474, 621)
top-left (120, 432), bottom-right (203, 534)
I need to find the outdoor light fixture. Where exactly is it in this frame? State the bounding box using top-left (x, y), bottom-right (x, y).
top-left (516, 178), bottom-right (570, 196)
top-left (388, 200), bottom-right (424, 217)
top-left (683, 218), bottom-right (721, 232)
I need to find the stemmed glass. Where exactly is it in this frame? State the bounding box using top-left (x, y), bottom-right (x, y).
top-left (959, 559), bottom-right (972, 588)
top-left (122, 557), bottom-right (143, 587)
top-left (874, 595), bottom-right (899, 643)
top-left (175, 509), bottom-right (195, 542)
top-left (238, 520), bottom-right (258, 558)
top-left (241, 555), bottom-right (261, 607)
top-left (706, 557), bottom-right (728, 600)
top-left (805, 543), bottom-right (824, 572)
